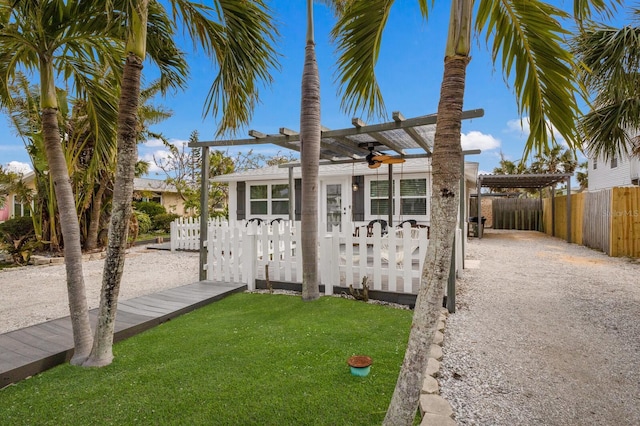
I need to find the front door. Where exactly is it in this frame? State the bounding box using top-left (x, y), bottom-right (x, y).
top-left (324, 182), bottom-right (345, 232)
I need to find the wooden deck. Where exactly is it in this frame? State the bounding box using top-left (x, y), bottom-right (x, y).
top-left (0, 280), bottom-right (246, 389)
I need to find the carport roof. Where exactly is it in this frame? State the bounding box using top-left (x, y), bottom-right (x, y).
top-left (478, 173), bottom-right (571, 189)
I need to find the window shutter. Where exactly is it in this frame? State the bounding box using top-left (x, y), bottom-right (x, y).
top-left (236, 182), bottom-right (246, 220)
top-left (295, 179), bottom-right (302, 221)
top-left (353, 175), bottom-right (365, 221)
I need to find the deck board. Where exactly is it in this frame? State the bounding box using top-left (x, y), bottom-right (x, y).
top-left (0, 281), bottom-right (246, 389)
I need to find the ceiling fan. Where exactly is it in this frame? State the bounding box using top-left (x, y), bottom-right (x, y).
top-left (365, 146), bottom-right (405, 169)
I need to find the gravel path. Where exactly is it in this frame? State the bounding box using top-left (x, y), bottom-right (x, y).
top-left (0, 246), bottom-right (199, 334)
top-left (440, 230), bottom-right (640, 425)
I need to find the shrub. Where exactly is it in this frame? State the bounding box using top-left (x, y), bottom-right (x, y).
top-left (133, 210), bottom-right (152, 235)
top-left (153, 213), bottom-right (180, 233)
top-left (0, 216), bottom-right (38, 264)
top-left (133, 201), bottom-right (166, 218)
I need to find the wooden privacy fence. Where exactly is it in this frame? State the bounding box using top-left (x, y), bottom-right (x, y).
top-left (170, 218), bottom-right (460, 294)
top-left (542, 187), bottom-right (640, 257)
top-left (492, 198), bottom-right (543, 231)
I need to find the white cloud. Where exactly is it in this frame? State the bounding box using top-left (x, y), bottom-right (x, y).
top-left (6, 161), bottom-right (33, 174)
top-left (141, 137), bottom-right (188, 149)
top-left (505, 117), bottom-right (567, 147)
top-left (461, 131), bottom-right (501, 151)
top-left (478, 169), bottom-right (493, 176)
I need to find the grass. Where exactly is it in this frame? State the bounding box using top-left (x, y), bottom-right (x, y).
top-left (135, 231), bottom-right (169, 242)
top-left (0, 293), bottom-right (414, 425)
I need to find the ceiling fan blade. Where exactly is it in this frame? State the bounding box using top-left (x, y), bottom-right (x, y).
top-left (368, 161), bottom-right (382, 169)
top-left (372, 155), bottom-right (391, 162)
top-left (383, 157), bottom-right (406, 164)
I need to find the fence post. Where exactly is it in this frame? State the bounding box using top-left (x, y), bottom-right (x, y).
top-left (170, 220), bottom-right (176, 252)
top-left (244, 232), bottom-right (257, 290)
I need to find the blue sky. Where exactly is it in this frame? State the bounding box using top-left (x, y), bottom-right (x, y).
top-left (1, 1), bottom-right (591, 177)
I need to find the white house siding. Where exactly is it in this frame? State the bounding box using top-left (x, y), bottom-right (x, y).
top-left (588, 152), bottom-right (640, 191)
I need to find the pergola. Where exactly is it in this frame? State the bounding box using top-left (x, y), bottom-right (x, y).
top-left (476, 173), bottom-right (573, 241)
top-left (189, 109), bottom-right (485, 280)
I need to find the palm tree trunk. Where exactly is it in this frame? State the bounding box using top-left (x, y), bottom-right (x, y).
top-left (41, 107), bottom-right (94, 364)
top-left (383, 52), bottom-right (469, 426)
top-left (85, 175), bottom-right (108, 251)
top-left (300, 0), bottom-right (321, 301)
top-left (84, 53), bottom-right (143, 367)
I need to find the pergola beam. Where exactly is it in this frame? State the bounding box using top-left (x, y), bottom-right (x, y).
top-left (189, 108), bottom-right (484, 148)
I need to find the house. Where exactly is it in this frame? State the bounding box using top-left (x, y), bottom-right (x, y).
top-left (588, 150), bottom-right (640, 191)
top-left (133, 177), bottom-right (188, 216)
top-left (0, 174), bottom-right (186, 222)
top-left (213, 158), bottom-right (479, 233)
top-left (0, 171), bottom-right (35, 222)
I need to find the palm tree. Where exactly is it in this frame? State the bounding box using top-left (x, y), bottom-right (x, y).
top-left (332, 1), bottom-right (613, 423)
top-left (573, 7), bottom-right (640, 161)
top-left (299, 0), bottom-right (349, 301)
top-left (300, 0), bottom-right (322, 301)
top-left (0, 0), bottom-right (124, 364)
top-left (85, 0), bottom-right (279, 367)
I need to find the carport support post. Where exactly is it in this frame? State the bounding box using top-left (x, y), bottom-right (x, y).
top-left (551, 186), bottom-right (556, 237)
top-left (199, 146), bottom-right (210, 281)
top-left (566, 176), bottom-right (572, 244)
top-left (447, 237), bottom-right (456, 313)
top-left (477, 176), bottom-right (483, 238)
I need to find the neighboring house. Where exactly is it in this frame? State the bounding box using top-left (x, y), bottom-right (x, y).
top-left (133, 177), bottom-right (187, 216)
top-left (0, 175), bottom-right (185, 223)
top-left (588, 151), bottom-right (640, 191)
top-left (0, 171), bottom-right (35, 222)
top-left (213, 158), bottom-right (479, 232)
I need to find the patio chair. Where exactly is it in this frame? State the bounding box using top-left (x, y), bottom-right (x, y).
top-left (397, 219), bottom-right (417, 229)
top-left (366, 219), bottom-right (388, 237)
top-left (246, 218), bottom-right (264, 227)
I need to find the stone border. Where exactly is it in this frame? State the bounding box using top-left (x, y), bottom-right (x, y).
top-left (419, 308), bottom-right (456, 425)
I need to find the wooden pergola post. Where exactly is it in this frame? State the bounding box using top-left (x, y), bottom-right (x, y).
top-left (199, 146), bottom-right (210, 281)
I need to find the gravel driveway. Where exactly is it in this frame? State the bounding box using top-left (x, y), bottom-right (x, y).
top-left (440, 230), bottom-right (640, 425)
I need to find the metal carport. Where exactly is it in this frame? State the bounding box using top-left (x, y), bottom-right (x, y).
top-left (476, 173), bottom-right (573, 242)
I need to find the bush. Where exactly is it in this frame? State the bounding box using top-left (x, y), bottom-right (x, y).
top-left (153, 213), bottom-right (180, 233)
top-left (0, 216), bottom-right (37, 264)
top-left (133, 201), bottom-right (166, 219)
top-left (133, 210), bottom-right (152, 235)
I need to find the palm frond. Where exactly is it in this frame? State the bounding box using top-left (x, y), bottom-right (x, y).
top-left (145, 0), bottom-right (188, 93)
top-left (196, 0), bottom-right (279, 136)
top-left (572, 19), bottom-right (640, 160)
top-left (476, 0), bottom-right (581, 160)
top-left (331, 0), bottom-right (399, 120)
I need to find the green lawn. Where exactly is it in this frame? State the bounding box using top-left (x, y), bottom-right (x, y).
top-left (1, 293), bottom-right (414, 425)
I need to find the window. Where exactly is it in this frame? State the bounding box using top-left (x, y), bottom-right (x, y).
top-left (370, 180), bottom-right (393, 215)
top-left (593, 158), bottom-right (597, 170)
top-left (611, 157), bottom-right (618, 168)
top-left (369, 177), bottom-right (428, 217)
top-left (400, 179), bottom-right (427, 215)
top-left (250, 185), bottom-right (268, 215)
top-left (13, 195), bottom-right (30, 218)
top-left (249, 183), bottom-right (289, 215)
top-left (271, 184), bottom-right (289, 214)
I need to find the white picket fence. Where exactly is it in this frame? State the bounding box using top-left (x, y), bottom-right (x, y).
top-left (170, 217), bottom-right (200, 250)
top-left (171, 218), bottom-right (462, 295)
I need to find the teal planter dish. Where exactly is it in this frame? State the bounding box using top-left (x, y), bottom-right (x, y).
top-left (348, 355), bottom-right (372, 377)
top-left (350, 365), bottom-right (371, 377)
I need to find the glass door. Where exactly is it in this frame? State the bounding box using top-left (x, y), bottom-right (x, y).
top-left (325, 183), bottom-right (343, 232)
